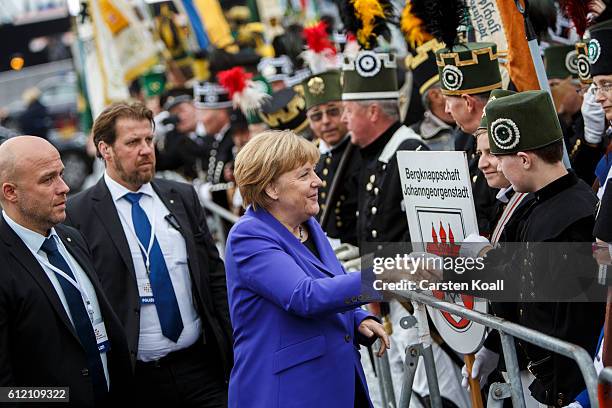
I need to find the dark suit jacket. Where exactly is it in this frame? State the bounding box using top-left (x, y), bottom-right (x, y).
top-left (65, 177), bottom-right (233, 380)
top-left (0, 220), bottom-right (132, 407)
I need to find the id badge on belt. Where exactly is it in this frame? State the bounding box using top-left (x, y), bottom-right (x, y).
top-left (138, 277), bottom-right (155, 304)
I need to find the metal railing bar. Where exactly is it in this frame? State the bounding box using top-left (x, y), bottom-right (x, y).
top-left (394, 290), bottom-right (600, 408)
top-left (201, 199), bottom-right (240, 224)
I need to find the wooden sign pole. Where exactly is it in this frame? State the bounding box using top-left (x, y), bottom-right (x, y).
top-left (464, 354), bottom-right (484, 408)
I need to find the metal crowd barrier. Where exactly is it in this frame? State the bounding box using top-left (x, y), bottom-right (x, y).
top-left (189, 193), bottom-right (603, 408)
top-left (200, 198), bottom-right (239, 254)
top-left (385, 290), bottom-right (601, 408)
top-left (600, 368), bottom-right (612, 408)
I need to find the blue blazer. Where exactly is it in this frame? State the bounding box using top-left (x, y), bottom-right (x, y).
top-left (225, 206), bottom-right (377, 408)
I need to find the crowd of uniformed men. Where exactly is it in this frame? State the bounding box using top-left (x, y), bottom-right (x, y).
top-left (3, 0), bottom-right (612, 406)
top-left (133, 1), bottom-right (612, 405)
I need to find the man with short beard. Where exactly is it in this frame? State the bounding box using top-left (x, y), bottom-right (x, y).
top-left (64, 102), bottom-right (233, 407)
top-left (0, 136), bottom-right (132, 407)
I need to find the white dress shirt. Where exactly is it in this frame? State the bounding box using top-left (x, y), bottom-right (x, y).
top-left (103, 172), bottom-right (201, 361)
top-left (2, 211), bottom-right (109, 386)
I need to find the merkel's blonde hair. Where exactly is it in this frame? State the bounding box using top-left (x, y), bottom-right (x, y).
top-left (234, 130), bottom-right (320, 209)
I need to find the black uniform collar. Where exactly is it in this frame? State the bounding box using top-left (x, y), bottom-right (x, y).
top-left (533, 171), bottom-right (578, 203)
top-left (360, 121), bottom-right (402, 160)
top-left (330, 134), bottom-right (351, 152)
top-left (322, 134), bottom-right (351, 155)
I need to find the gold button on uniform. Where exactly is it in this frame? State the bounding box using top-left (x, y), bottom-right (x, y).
top-left (371, 207), bottom-right (377, 215)
top-left (323, 168), bottom-right (329, 176)
top-left (371, 230), bottom-right (377, 238)
top-left (326, 157), bottom-right (332, 165)
top-left (374, 187), bottom-right (379, 195)
top-left (366, 183), bottom-right (373, 191)
top-left (369, 175), bottom-right (375, 183)
top-left (322, 181), bottom-right (327, 187)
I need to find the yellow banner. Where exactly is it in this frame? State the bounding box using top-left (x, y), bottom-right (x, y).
top-left (193, 0), bottom-right (236, 50)
top-left (99, 0), bottom-right (129, 35)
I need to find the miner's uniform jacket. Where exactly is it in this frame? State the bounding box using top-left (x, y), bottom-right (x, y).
top-left (487, 172), bottom-right (604, 407)
top-left (357, 122), bottom-right (428, 244)
top-left (315, 135), bottom-right (361, 246)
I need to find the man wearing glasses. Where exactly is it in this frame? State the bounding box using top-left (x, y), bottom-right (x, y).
top-left (592, 21), bottom-right (612, 263)
top-left (302, 70), bottom-right (360, 246)
top-left (592, 22), bottom-right (612, 243)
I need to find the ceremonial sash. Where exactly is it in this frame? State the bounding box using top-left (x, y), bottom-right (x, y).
top-left (490, 191), bottom-right (528, 245)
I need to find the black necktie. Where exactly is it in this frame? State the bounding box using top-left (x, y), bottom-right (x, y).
top-left (41, 237), bottom-right (108, 400)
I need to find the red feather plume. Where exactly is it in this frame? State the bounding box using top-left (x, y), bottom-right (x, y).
top-left (216, 66), bottom-right (269, 114)
top-left (217, 67), bottom-right (253, 99)
top-left (560, 0), bottom-right (591, 37)
top-left (302, 21), bottom-right (336, 54)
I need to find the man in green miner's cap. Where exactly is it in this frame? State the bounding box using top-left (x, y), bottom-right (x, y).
top-left (473, 90), bottom-right (604, 407)
top-left (341, 49), bottom-right (471, 407)
top-left (301, 70), bottom-right (361, 246)
top-left (435, 41), bottom-right (507, 237)
top-left (340, 50), bottom-right (428, 244)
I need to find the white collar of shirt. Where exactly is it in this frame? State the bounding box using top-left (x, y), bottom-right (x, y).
top-left (104, 172), bottom-right (155, 203)
top-left (2, 210), bottom-right (58, 253)
top-left (319, 134), bottom-right (350, 155)
top-left (319, 140), bottom-right (331, 154)
top-left (496, 185), bottom-right (514, 204)
top-left (2, 211), bottom-right (110, 384)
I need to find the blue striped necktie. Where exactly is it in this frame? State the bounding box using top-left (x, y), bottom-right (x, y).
top-left (40, 237), bottom-right (108, 400)
top-left (124, 192), bottom-right (183, 342)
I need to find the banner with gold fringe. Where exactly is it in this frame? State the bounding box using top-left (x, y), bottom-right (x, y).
top-left (87, 0), bottom-right (158, 109)
top-left (466, 0), bottom-right (539, 91)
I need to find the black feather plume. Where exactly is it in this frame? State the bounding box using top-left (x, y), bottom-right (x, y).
top-left (337, 0), bottom-right (361, 39)
top-left (411, 0), bottom-right (467, 48)
top-left (336, 0), bottom-right (398, 49)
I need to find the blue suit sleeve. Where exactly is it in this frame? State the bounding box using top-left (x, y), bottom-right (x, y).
top-left (354, 308), bottom-right (372, 328)
top-left (229, 225), bottom-right (370, 317)
top-left (574, 389), bottom-right (589, 408)
top-left (353, 307), bottom-right (382, 347)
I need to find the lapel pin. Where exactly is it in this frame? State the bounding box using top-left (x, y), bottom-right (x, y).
top-left (170, 199), bottom-right (175, 204)
top-left (66, 237), bottom-right (72, 242)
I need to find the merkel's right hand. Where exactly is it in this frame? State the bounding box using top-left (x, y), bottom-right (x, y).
top-left (358, 318), bottom-right (390, 357)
